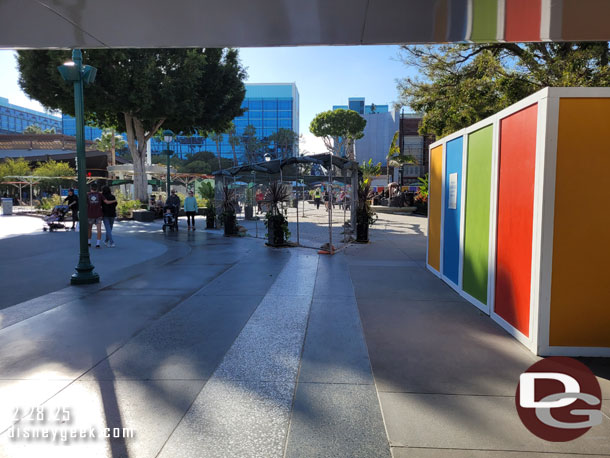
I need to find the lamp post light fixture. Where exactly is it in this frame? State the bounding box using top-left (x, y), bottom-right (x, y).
top-left (163, 130), bottom-right (174, 195)
top-left (58, 49), bottom-right (99, 285)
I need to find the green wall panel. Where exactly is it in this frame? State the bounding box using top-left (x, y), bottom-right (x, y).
top-left (463, 125), bottom-right (493, 304)
top-left (470, 0), bottom-right (498, 42)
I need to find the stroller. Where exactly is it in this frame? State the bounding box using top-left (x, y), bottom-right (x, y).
top-left (162, 204), bottom-right (179, 232)
top-left (43, 205), bottom-right (70, 232)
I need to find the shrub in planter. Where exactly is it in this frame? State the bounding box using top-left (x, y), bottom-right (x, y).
top-left (205, 205), bottom-right (216, 229)
top-left (244, 205), bottom-right (254, 220)
top-left (356, 179), bottom-right (377, 243)
top-left (244, 187), bottom-right (255, 220)
top-left (37, 194), bottom-right (63, 210)
top-left (263, 181), bottom-right (291, 247)
top-left (220, 183), bottom-right (238, 236)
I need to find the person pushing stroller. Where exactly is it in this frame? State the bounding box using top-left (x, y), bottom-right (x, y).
top-left (163, 189), bottom-right (181, 231)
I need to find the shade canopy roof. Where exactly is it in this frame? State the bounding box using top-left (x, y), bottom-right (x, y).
top-left (1, 0), bottom-right (609, 49)
top-left (212, 153), bottom-right (357, 177)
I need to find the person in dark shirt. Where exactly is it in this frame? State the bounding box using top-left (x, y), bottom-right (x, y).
top-left (101, 186), bottom-right (118, 247)
top-left (167, 189), bottom-right (181, 224)
top-left (87, 183), bottom-right (104, 248)
top-left (63, 188), bottom-right (78, 230)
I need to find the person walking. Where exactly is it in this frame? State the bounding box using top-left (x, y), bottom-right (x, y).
top-left (63, 188), bottom-right (78, 230)
top-left (255, 189), bottom-right (264, 214)
top-left (167, 189), bottom-right (181, 226)
top-left (101, 186), bottom-right (117, 247)
top-left (314, 187), bottom-right (322, 210)
top-left (87, 183), bottom-right (103, 248)
top-left (184, 190), bottom-right (198, 230)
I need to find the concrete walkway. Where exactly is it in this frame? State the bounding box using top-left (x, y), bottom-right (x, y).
top-left (0, 214), bottom-right (607, 457)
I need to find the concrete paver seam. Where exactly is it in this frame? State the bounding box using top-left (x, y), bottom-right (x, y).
top-left (390, 445), bottom-right (610, 456)
top-left (345, 252), bottom-right (395, 458)
top-left (281, 254), bottom-right (320, 458)
top-left (154, 249), bottom-right (314, 458)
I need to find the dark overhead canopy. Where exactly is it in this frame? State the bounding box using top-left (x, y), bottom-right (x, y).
top-left (212, 153), bottom-right (357, 177)
top-left (1, 0), bottom-right (609, 49)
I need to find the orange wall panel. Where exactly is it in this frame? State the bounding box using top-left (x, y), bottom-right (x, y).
top-left (428, 145), bottom-right (443, 271)
top-left (550, 98), bottom-right (610, 347)
top-left (495, 104), bottom-right (538, 337)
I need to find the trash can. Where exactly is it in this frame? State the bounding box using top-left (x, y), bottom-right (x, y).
top-left (1, 198), bottom-right (13, 216)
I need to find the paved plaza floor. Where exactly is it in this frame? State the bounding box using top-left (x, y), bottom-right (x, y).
top-left (0, 211), bottom-right (608, 457)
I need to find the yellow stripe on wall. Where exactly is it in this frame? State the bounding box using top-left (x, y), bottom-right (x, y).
top-left (428, 145), bottom-right (443, 271)
top-left (550, 98), bottom-right (610, 347)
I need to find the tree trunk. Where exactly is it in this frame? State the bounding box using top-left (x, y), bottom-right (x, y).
top-left (111, 129), bottom-right (116, 166)
top-left (124, 113), bottom-right (164, 202)
top-left (232, 146), bottom-right (237, 167)
top-left (216, 141), bottom-right (222, 170)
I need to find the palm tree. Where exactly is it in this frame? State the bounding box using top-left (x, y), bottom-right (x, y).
top-left (95, 129), bottom-right (126, 167)
top-left (227, 123), bottom-right (240, 166)
top-left (386, 130), bottom-right (416, 186)
top-left (210, 131), bottom-right (224, 170)
top-left (269, 128), bottom-right (299, 160)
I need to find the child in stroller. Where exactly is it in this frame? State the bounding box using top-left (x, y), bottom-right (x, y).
top-left (43, 205), bottom-right (70, 231)
top-left (162, 204), bottom-right (179, 231)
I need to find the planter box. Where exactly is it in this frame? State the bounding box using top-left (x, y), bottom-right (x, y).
top-left (132, 209), bottom-right (155, 222)
top-left (427, 87), bottom-right (610, 357)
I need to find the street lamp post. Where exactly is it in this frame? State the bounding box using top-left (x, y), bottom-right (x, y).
top-left (163, 130), bottom-right (174, 195)
top-left (58, 49), bottom-right (99, 285)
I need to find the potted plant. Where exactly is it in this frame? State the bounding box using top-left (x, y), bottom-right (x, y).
top-left (264, 181), bottom-right (291, 247)
top-left (244, 187), bottom-right (254, 220)
top-left (356, 179), bottom-right (377, 243)
top-left (220, 183), bottom-right (238, 236)
top-left (205, 204), bottom-right (216, 229)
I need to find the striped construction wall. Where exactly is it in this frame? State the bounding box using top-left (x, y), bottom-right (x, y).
top-left (427, 88), bottom-right (610, 356)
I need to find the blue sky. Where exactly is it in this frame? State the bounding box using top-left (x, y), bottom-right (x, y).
top-left (0, 46), bottom-right (417, 151)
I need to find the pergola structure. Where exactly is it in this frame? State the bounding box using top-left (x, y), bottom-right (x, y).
top-left (213, 153), bottom-right (359, 251)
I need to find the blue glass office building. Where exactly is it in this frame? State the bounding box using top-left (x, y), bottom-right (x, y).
top-left (4, 82), bottom-right (299, 165)
top-left (61, 115), bottom-right (104, 141)
top-left (151, 83), bottom-right (300, 162)
top-left (0, 97), bottom-right (62, 134)
top-left (333, 97), bottom-right (388, 115)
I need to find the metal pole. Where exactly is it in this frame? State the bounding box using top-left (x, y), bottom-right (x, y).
top-left (166, 149), bottom-right (171, 195)
top-left (296, 167), bottom-right (300, 245)
top-left (328, 156), bottom-right (333, 253)
top-left (71, 49), bottom-right (99, 284)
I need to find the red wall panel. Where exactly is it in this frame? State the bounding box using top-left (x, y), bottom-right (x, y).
top-left (495, 104), bottom-right (538, 337)
top-left (505, 0), bottom-right (541, 42)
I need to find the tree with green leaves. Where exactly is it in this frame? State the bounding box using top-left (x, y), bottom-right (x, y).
top-left (23, 125), bottom-right (55, 134)
top-left (17, 48), bottom-right (246, 201)
top-left (33, 160), bottom-right (75, 193)
top-left (268, 128), bottom-right (299, 160)
top-left (309, 109), bottom-right (366, 159)
top-left (0, 158), bottom-right (31, 195)
top-left (397, 42), bottom-right (610, 137)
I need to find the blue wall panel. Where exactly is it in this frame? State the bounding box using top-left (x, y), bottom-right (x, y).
top-left (443, 137), bottom-right (463, 285)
